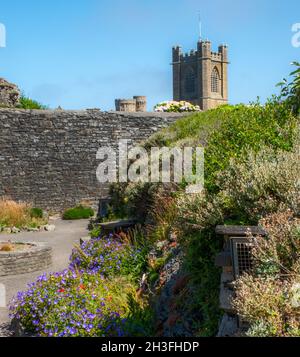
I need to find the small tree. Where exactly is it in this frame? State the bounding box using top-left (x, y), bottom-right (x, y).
top-left (278, 61), bottom-right (300, 116)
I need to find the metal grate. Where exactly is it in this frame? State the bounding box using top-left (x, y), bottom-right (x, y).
top-left (230, 237), bottom-right (254, 278)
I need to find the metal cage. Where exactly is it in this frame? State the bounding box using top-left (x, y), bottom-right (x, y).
top-left (230, 237), bottom-right (254, 278)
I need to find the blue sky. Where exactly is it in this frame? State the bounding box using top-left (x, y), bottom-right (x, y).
top-left (0, 0), bottom-right (299, 110)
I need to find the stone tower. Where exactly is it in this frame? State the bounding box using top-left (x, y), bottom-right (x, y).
top-left (172, 40), bottom-right (228, 111)
top-left (115, 96), bottom-right (147, 112)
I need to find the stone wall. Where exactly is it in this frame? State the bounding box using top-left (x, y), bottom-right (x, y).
top-left (0, 242), bottom-right (52, 276)
top-left (0, 109), bottom-right (183, 211)
top-left (0, 79), bottom-right (20, 107)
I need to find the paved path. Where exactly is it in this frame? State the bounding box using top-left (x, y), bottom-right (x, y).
top-left (0, 218), bottom-right (89, 332)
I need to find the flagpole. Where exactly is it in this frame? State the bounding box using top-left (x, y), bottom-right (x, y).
top-left (198, 13), bottom-right (202, 41)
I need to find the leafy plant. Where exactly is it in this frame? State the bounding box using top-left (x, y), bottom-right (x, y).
top-left (277, 61), bottom-right (300, 115)
top-left (62, 205), bottom-right (94, 220)
top-left (90, 225), bottom-right (102, 238)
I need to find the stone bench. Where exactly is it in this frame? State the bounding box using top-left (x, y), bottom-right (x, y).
top-left (98, 219), bottom-right (138, 235)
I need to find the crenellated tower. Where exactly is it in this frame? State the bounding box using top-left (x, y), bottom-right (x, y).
top-left (172, 40), bottom-right (229, 110)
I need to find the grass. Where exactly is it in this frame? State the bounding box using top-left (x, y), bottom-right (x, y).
top-left (18, 95), bottom-right (47, 110)
top-left (0, 198), bottom-right (46, 229)
top-left (144, 105), bottom-right (228, 149)
top-left (0, 199), bottom-right (29, 227)
top-left (0, 243), bottom-right (13, 252)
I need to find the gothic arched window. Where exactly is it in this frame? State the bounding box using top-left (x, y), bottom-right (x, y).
top-left (185, 67), bottom-right (195, 93)
top-left (211, 67), bottom-right (220, 93)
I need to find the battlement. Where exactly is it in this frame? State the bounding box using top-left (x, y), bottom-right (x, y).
top-left (115, 96), bottom-right (147, 112)
top-left (211, 51), bottom-right (222, 61)
top-left (172, 40), bottom-right (228, 63)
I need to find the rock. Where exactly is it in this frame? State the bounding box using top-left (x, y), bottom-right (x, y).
top-left (3, 228), bottom-right (12, 234)
top-left (80, 236), bottom-right (91, 245)
top-left (0, 78), bottom-right (20, 107)
top-left (217, 314), bottom-right (238, 337)
top-left (172, 275), bottom-right (190, 295)
top-left (49, 214), bottom-right (61, 221)
top-left (26, 227), bottom-right (39, 232)
top-left (10, 318), bottom-right (24, 337)
top-left (0, 323), bottom-right (14, 337)
top-left (11, 227), bottom-right (21, 234)
top-left (166, 313), bottom-right (180, 328)
top-left (44, 224), bottom-right (55, 232)
top-left (10, 318), bottom-right (36, 337)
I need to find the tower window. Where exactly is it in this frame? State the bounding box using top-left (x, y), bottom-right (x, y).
top-left (185, 68), bottom-right (195, 93)
top-left (211, 67), bottom-right (220, 93)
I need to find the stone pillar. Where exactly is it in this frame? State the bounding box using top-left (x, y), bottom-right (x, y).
top-left (198, 41), bottom-right (212, 111)
top-left (218, 45), bottom-right (229, 102)
top-left (133, 96), bottom-right (147, 112)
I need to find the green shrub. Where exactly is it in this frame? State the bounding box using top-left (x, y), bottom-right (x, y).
top-left (233, 274), bottom-right (300, 337)
top-left (90, 225), bottom-right (102, 238)
top-left (62, 205), bottom-right (94, 220)
top-left (18, 95), bottom-right (47, 110)
top-left (217, 133), bottom-right (300, 223)
top-left (30, 207), bottom-right (43, 219)
top-left (107, 77), bottom-right (300, 337)
top-left (110, 100), bottom-right (298, 222)
top-left (145, 104), bottom-right (230, 149)
top-left (233, 212), bottom-right (300, 336)
top-left (204, 100), bottom-right (297, 192)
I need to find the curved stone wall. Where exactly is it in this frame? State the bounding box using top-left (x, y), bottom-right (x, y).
top-left (0, 242), bottom-right (52, 276)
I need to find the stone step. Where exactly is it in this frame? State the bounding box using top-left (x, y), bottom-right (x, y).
top-left (219, 272), bottom-right (235, 313)
top-left (217, 313), bottom-right (238, 337)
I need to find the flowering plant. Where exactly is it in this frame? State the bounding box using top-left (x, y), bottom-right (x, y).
top-left (69, 236), bottom-right (127, 276)
top-left (154, 101), bottom-right (201, 113)
top-left (9, 235), bottom-right (152, 337)
top-left (10, 270), bottom-right (132, 337)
